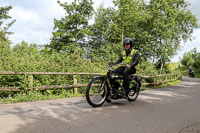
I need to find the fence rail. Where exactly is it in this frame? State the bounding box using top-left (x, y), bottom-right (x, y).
top-left (0, 71), bottom-right (180, 92)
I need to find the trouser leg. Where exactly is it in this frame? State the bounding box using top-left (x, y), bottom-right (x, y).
top-left (112, 66), bottom-right (125, 91)
top-left (113, 66), bottom-right (125, 74)
top-left (122, 68), bottom-right (136, 91)
top-left (114, 66), bottom-right (136, 91)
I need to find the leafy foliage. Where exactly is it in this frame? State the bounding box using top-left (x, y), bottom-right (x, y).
top-left (47, 0), bottom-right (199, 73)
top-left (0, 6), bottom-right (15, 41)
top-left (181, 48), bottom-right (200, 69)
top-left (89, 4), bottom-right (116, 50)
top-left (0, 1), bottom-right (199, 102)
top-left (49, 0), bottom-right (94, 52)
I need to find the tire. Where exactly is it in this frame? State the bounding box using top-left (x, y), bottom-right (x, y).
top-left (127, 80), bottom-right (140, 102)
top-left (189, 73), bottom-right (195, 78)
top-left (86, 78), bottom-right (107, 107)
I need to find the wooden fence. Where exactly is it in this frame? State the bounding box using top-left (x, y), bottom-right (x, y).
top-left (0, 72), bottom-right (180, 92)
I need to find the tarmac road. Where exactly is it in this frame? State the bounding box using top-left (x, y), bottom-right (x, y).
top-left (0, 76), bottom-right (200, 133)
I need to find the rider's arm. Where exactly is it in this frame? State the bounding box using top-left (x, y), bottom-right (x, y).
top-left (115, 54), bottom-right (123, 64)
top-left (130, 51), bottom-right (140, 68)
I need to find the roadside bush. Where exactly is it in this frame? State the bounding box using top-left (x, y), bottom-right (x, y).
top-left (0, 41), bottom-right (106, 96)
top-left (137, 61), bottom-right (158, 76)
top-left (0, 41), bottom-right (179, 100)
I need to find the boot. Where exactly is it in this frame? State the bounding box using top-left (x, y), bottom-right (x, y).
top-left (105, 98), bottom-right (112, 103)
top-left (122, 83), bottom-right (130, 96)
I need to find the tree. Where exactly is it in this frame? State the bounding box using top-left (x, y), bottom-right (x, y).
top-left (0, 6), bottom-right (15, 69)
top-left (111, 0), bottom-right (147, 44)
top-left (0, 6), bottom-right (15, 41)
top-left (88, 3), bottom-right (115, 51)
top-left (181, 51), bottom-right (194, 68)
top-left (181, 48), bottom-right (200, 69)
top-left (48, 0), bottom-right (198, 73)
top-left (142, 0), bottom-right (198, 73)
top-left (49, 0), bottom-right (94, 52)
top-left (92, 0), bottom-right (151, 61)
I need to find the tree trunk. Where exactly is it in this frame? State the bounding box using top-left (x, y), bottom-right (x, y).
top-left (121, 24), bottom-right (124, 45)
top-left (160, 58), bottom-right (163, 74)
top-left (152, 55), bottom-right (155, 65)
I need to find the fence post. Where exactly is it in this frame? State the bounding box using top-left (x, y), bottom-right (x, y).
top-left (28, 74), bottom-right (33, 90)
top-left (73, 75), bottom-right (78, 94)
top-left (153, 76), bottom-right (156, 88)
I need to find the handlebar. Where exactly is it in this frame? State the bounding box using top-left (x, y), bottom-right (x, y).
top-left (102, 63), bottom-right (128, 75)
top-left (109, 62), bottom-right (127, 66)
top-left (106, 63), bottom-right (127, 70)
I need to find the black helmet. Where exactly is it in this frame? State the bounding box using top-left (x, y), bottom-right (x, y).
top-left (123, 38), bottom-right (133, 47)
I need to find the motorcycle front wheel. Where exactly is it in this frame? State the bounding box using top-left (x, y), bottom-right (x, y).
top-left (86, 77), bottom-right (107, 107)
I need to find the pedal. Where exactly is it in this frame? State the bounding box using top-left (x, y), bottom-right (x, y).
top-left (110, 94), bottom-right (118, 99)
top-left (117, 91), bottom-right (128, 99)
top-left (118, 94), bottom-right (128, 99)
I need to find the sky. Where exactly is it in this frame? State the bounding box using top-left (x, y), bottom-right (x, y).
top-left (1, 0), bottom-right (200, 62)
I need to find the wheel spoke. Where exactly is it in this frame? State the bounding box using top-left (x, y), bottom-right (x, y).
top-left (86, 78), bottom-right (107, 107)
top-left (127, 80), bottom-right (140, 101)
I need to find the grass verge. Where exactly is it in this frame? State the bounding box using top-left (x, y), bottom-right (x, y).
top-left (0, 80), bottom-right (182, 104)
top-left (0, 90), bottom-right (84, 104)
top-left (141, 80), bottom-right (182, 90)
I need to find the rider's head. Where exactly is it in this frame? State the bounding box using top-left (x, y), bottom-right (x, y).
top-left (123, 38), bottom-right (133, 51)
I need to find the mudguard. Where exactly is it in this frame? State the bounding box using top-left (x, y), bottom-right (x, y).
top-left (92, 76), bottom-right (106, 80)
top-left (136, 76), bottom-right (142, 87)
top-left (129, 75), bottom-right (142, 87)
top-left (136, 76), bottom-right (142, 81)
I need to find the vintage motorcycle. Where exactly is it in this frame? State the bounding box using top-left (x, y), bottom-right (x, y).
top-left (86, 63), bottom-right (142, 107)
top-left (189, 69), bottom-right (195, 78)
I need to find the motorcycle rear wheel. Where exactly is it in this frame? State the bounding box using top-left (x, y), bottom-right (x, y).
top-left (127, 80), bottom-right (140, 101)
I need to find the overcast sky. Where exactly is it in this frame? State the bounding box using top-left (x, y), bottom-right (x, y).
top-left (1, 0), bottom-right (200, 62)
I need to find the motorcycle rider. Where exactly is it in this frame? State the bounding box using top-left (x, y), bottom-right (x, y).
top-left (189, 66), bottom-right (195, 78)
top-left (107, 38), bottom-right (140, 102)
